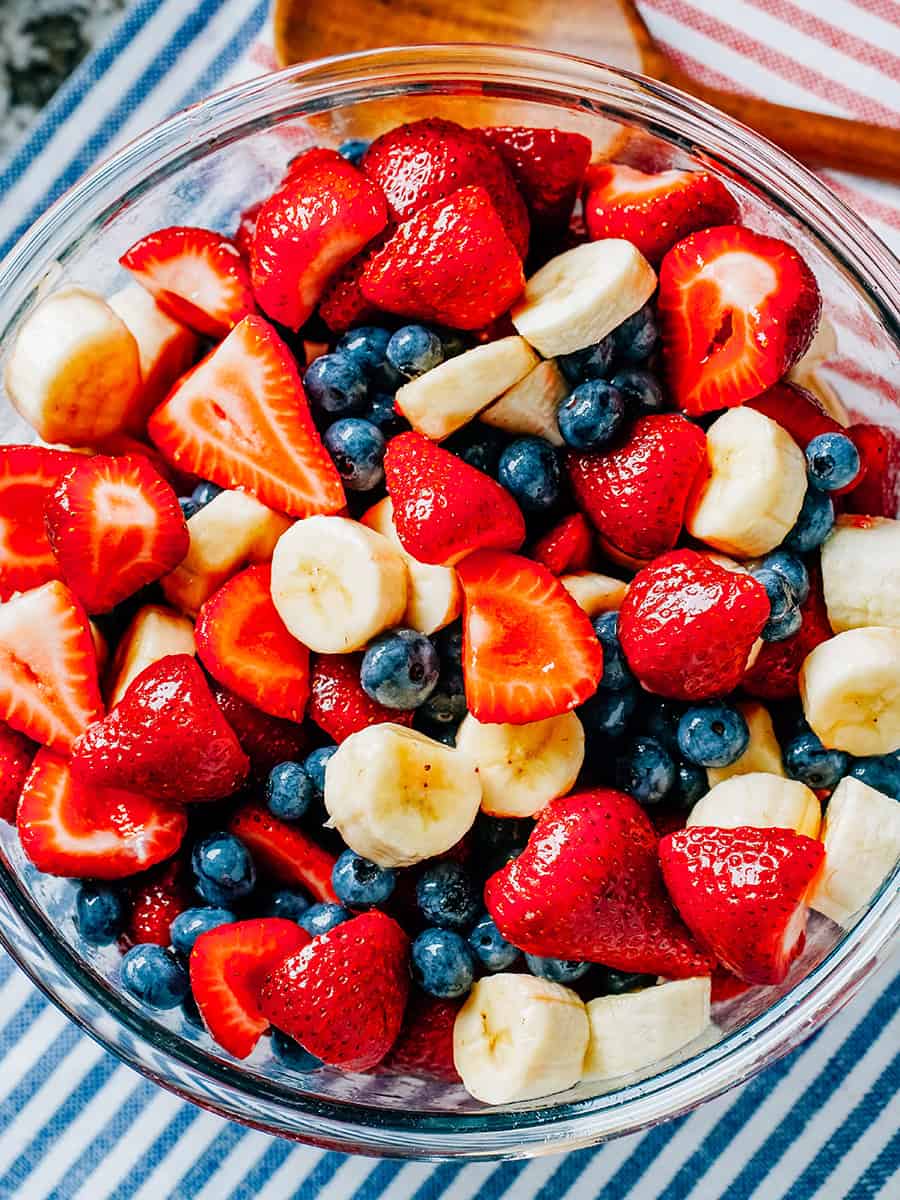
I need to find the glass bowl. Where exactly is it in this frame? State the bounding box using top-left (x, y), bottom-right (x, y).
top-left (0, 45), bottom-right (897, 1160)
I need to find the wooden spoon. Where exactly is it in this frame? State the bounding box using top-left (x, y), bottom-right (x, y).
top-left (273, 0), bottom-right (900, 182)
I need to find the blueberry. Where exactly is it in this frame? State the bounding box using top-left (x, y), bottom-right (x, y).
top-left (170, 907), bottom-right (235, 956)
top-left (557, 379), bottom-right (627, 450)
top-left (439, 330), bottom-right (467, 359)
top-left (336, 326), bottom-right (391, 378)
top-left (613, 304), bottom-right (658, 363)
top-left (752, 567), bottom-right (796, 622)
top-left (263, 889), bottom-right (311, 922)
top-left (617, 736), bottom-right (676, 805)
top-left (182, 992), bottom-right (204, 1028)
top-left (360, 629), bottom-right (440, 708)
top-left (473, 813), bottom-right (533, 855)
top-left (121, 944), bottom-right (189, 1009)
top-left (338, 138), bottom-right (369, 165)
top-left (299, 902), bottom-right (351, 937)
top-left (74, 884), bottom-right (126, 946)
top-left (191, 480), bottom-right (223, 509)
top-left (784, 488), bottom-right (834, 554)
top-left (365, 392), bottom-right (408, 437)
top-left (610, 368), bottom-right (666, 415)
top-left (805, 432), bottom-right (861, 492)
top-left (673, 761), bottom-right (708, 809)
top-left (525, 955), bottom-right (591, 984)
top-left (592, 612), bottom-right (633, 691)
top-left (271, 1028), bottom-right (323, 1071)
top-left (179, 496), bottom-right (200, 521)
top-left (332, 850), bottom-right (396, 907)
top-left (304, 353), bottom-right (368, 422)
top-left (418, 664), bottom-right (466, 730)
top-left (578, 686), bottom-right (638, 740)
top-left (386, 325), bottom-right (444, 379)
top-left (498, 437), bottom-right (561, 512)
top-left (643, 700), bottom-right (687, 754)
top-left (849, 752), bottom-right (900, 799)
top-left (557, 335), bottom-right (615, 385)
top-left (785, 730), bottom-right (850, 789)
top-left (677, 704), bottom-right (749, 768)
top-left (266, 761), bottom-right (314, 822)
top-left (437, 624), bottom-right (463, 669)
top-left (323, 417), bottom-right (386, 491)
top-left (468, 913), bottom-right (520, 972)
top-left (762, 550), bottom-right (810, 605)
top-left (444, 424), bottom-right (506, 476)
top-left (411, 928), bottom-right (475, 998)
top-left (599, 968), bottom-right (655, 995)
top-left (761, 606), bottom-right (803, 643)
top-left (304, 745), bottom-right (337, 797)
top-left (192, 833), bottom-right (256, 905)
top-left (416, 862), bottom-right (480, 931)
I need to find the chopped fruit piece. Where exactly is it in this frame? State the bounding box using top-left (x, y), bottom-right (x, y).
top-left (480, 359), bottom-right (568, 446)
top-left (532, 513), bottom-right (593, 575)
top-left (689, 773), bottom-right (821, 838)
top-left (127, 860), bottom-right (192, 946)
top-left (711, 967), bottom-right (752, 1003)
top-left (380, 993), bottom-right (461, 1082)
top-left (560, 571), bottom-right (628, 616)
top-left (309, 653), bottom-right (414, 743)
top-left (229, 804), bottom-right (338, 902)
top-left (820, 515), bottom-right (900, 632)
top-left (742, 572), bottom-right (833, 700)
top-left (233, 201), bottom-right (262, 260)
top-left (0, 722), bottom-right (36, 823)
top-left (800, 627), bottom-right (900, 757)
top-left (845, 424), bottom-right (900, 518)
top-left (317, 231), bottom-right (390, 333)
top-left (108, 283), bottom-right (198, 418)
top-left (212, 686), bottom-right (308, 777)
top-left (107, 604), bottom-right (195, 708)
top-left (0, 445), bottom-right (80, 600)
top-left (747, 379), bottom-right (842, 449)
top-left (480, 126), bottom-right (591, 236)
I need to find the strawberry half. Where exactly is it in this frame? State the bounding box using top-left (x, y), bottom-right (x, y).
top-left (229, 804), bottom-right (338, 902)
top-left (845, 424), bottom-right (900, 518)
top-left (212, 686), bottom-right (308, 778)
top-left (531, 512), bottom-right (593, 575)
top-left (742, 570), bottom-right (833, 700)
top-left (148, 315), bottom-right (345, 519)
top-left (309, 653), bottom-right (414, 744)
top-left (191, 917), bottom-right (310, 1059)
top-left (0, 722), bottom-right (36, 823)
top-left (0, 445), bottom-right (81, 601)
top-left (480, 126), bottom-right (591, 237)
top-left (747, 380), bottom-right (842, 449)
top-left (659, 825), bottom-right (825, 985)
top-left (457, 550), bottom-right (604, 724)
top-left (120, 226), bottom-right (255, 338)
top-left (126, 859), bottom-right (191, 947)
top-left (380, 993), bottom-right (461, 1082)
top-left (658, 225), bottom-right (822, 416)
top-left (317, 230), bottom-right (390, 333)
top-left (17, 750), bottom-right (186, 879)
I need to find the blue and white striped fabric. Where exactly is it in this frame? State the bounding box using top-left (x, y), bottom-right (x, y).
top-left (0, 2), bottom-right (897, 1196)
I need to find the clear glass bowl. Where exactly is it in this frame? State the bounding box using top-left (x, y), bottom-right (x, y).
top-left (0, 45), bottom-right (897, 1159)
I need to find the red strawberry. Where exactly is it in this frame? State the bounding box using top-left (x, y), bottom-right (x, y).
top-left (384, 432), bottom-right (525, 566)
top-left (0, 722), bottom-right (36, 823)
top-left (568, 415), bottom-right (708, 563)
top-left (584, 164), bottom-right (739, 265)
top-left (0, 581), bottom-right (103, 751)
top-left (317, 230), bottom-right (391, 333)
top-left (619, 550), bottom-right (769, 701)
top-left (531, 512), bottom-right (593, 575)
top-left (380, 993), bottom-right (461, 1082)
top-left (456, 550), bottom-right (604, 724)
top-left (259, 911), bottom-right (409, 1072)
top-left (485, 790), bottom-right (712, 976)
top-left (17, 750), bottom-right (186, 879)
top-left (148, 315), bottom-right (345, 519)
top-left (233, 201), bottom-right (262, 260)
top-left (0, 445), bottom-right (82, 601)
top-left (747, 380), bottom-right (842, 448)
top-left (229, 804), bottom-right (338, 903)
top-left (309, 653), bottom-right (414, 744)
top-left (711, 967), bottom-right (752, 1004)
top-left (845, 424), bottom-right (900, 518)
top-left (212, 686), bottom-right (309, 777)
top-left (658, 225), bottom-right (822, 416)
top-left (127, 859), bottom-right (191, 946)
top-left (360, 186), bottom-right (525, 330)
top-left (659, 825), bottom-right (825, 985)
top-left (71, 654), bottom-right (248, 802)
top-left (191, 918), bottom-right (310, 1059)
top-left (44, 454), bottom-right (189, 614)
top-left (89, 433), bottom-right (192, 494)
top-left (480, 126), bottom-right (591, 237)
top-left (120, 226), bottom-right (255, 338)
top-left (250, 148), bottom-right (388, 330)
top-left (742, 571), bottom-right (833, 700)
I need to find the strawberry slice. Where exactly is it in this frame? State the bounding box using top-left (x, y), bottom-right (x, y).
top-left (233, 201), bottom-right (262, 261)
top-left (584, 164), bottom-right (739, 265)
top-left (126, 859), bottom-right (191, 947)
top-left (531, 512), bottom-right (593, 575)
top-left (317, 230), bottom-right (390, 333)
top-left (196, 564), bottom-right (310, 723)
top-left (457, 550), bottom-right (604, 724)
top-left (0, 445), bottom-right (81, 601)
top-left (17, 750), bottom-right (187, 879)
top-left (191, 917), bottom-right (310, 1059)
top-left (44, 454), bottom-right (189, 614)
top-left (658, 225), bottom-right (822, 416)
top-left (0, 581), bottom-right (103, 751)
top-left (309, 653), bottom-right (414, 743)
top-left (479, 126), bottom-right (591, 237)
top-left (212, 685), bottom-right (308, 778)
top-left (380, 993), bottom-right (461, 1082)
top-left (120, 226), bottom-right (255, 338)
top-left (845, 424), bottom-right (900, 518)
top-left (742, 570), bottom-right (833, 700)
top-left (229, 804), bottom-right (338, 903)
top-left (747, 380), bottom-right (842, 448)
top-left (659, 825), bottom-right (825, 985)
top-left (0, 722), bottom-right (36, 823)
top-left (148, 315), bottom-right (345, 519)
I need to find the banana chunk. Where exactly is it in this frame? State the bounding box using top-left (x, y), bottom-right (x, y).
top-left (707, 701), bottom-right (785, 787)
top-left (688, 772), bottom-right (820, 838)
top-left (790, 314), bottom-right (837, 372)
top-left (686, 407), bottom-right (807, 558)
top-left (107, 604), bottom-right (196, 706)
top-left (454, 974), bottom-right (589, 1105)
top-left (479, 360), bottom-right (568, 446)
top-left (800, 627), bottom-right (900, 756)
top-left (325, 724), bottom-right (482, 867)
top-left (108, 283), bottom-right (197, 418)
top-left (821, 516), bottom-right (900, 633)
top-left (560, 572), bottom-right (628, 616)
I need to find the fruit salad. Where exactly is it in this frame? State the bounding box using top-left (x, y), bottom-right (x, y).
top-left (1, 119), bottom-right (898, 1108)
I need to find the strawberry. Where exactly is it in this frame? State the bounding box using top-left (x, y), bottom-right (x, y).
top-left (190, 917), bottom-right (310, 1059)
top-left (17, 750), bottom-right (186, 879)
top-left (71, 654), bottom-right (248, 802)
top-left (747, 380), bottom-right (842, 448)
top-left (0, 581), bottom-right (103, 751)
top-left (742, 571), bottom-right (833, 700)
top-left (658, 225), bottom-right (822, 416)
top-left (619, 550), bottom-right (769, 701)
top-left (250, 148), bottom-right (388, 330)
top-left (659, 825), bottom-right (825, 985)
top-left (456, 550), bottom-right (604, 724)
top-left (584, 164), bottom-right (739, 265)
top-left (309, 653), bottom-right (414, 744)
top-left (229, 804), bottom-right (338, 903)
top-left (233, 201), bottom-right (262, 260)
top-left (126, 859), bottom-right (191, 946)
top-left (196, 564), bottom-right (310, 723)
top-left (89, 433), bottom-right (192, 494)
top-left (710, 967), bottom-right (752, 1004)
top-left (479, 126), bottom-right (591, 237)
top-left (119, 226), bottom-right (255, 338)
top-left (567, 415), bottom-right (708, 563)
top-left (384, 432), bottom-right (525, 566)
top-left (0, 445), bottom-right (81, 601)
top-left (531, 512), bottom-right (593, 575)
top-left (380, 993), bottom-right (461, 1082)
top-left (359, 186), bottom-right (526, 330)
top-left (212, 685), bottom-right (309, 777)
top-left (148, 315), bottom-right (345, 519)
top-left (845, 424), bottom-right (900, 518)
top-left (0, 722), bottom-right (36, 824)
top-left (44, 454), bottom-right (189, 614)
top-left (258, 910), bottom-right (410, 1072)
top-left (317, 248), bottom-right (382, 333)
top-left (485, 790), bottom-right (713, 976)
top-left (362, 118), bottom-right (529, 257)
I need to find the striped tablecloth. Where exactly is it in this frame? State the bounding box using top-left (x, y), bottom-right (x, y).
top-left (0, 2), bottom-right (897, 1196)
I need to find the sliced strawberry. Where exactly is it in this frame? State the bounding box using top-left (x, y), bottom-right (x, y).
top-left (191, 917), bottom-right (310, 1059)
top-left (89, 433), bottom-right (192, 494)
top-left (0, 722), bottom-right (36, 823)
top-left (0, 445), bottom-right (81, 601)
top-left (229, 804), bottom-right (338, 902)
top-left (479, 126), bottom-right (591, 237)
top-left (120, 226), bottom-right (255, 338)
top-left (380, 993), bottom-right (461, 1082)
top-left (845, 424), bottom-right (900, 518)
top-left (317, 231), bottom-right (390, 333)
top-left (233, 201), bottom-right (262, 261)
top-left (126, 859), bottom-right (191, 946)
top-left (212, 685), bottom-right (309, 778)
top-left (531, 512), bottom-right (594, 575)
top-left (658, 225), bottom-right (822, 416)
top-left (747, 380), bottom-right (842, 448)
top-left (309, 653), bottom-right (414, 744)
top-left (457, 549), bottom-right (604, 724)
top-left (742, 570), bottom-right (833, 700)
top-left (17, 750), bottom-right (186, 879)
top-left (148, 315), bottom-right (345, 519)
top-left (711, 967), bottom-right (753, 1004)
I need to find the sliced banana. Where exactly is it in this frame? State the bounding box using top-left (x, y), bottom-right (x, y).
top-left (810, 776), bottom-right (900, 927)
top-left (108, 283), bottom-right (197, 418)
top-left (686, 407), bottom-right (807, 558)
top-left (510, 240), bottom-right (657, 358)
top-left (800, 627), bottom-right (900, 756)
top-left (790, 314), bottom-right (837, 372)
top-left (479, 360), bottom-right (568, 446)
top-left (707, 701), bottom-right (785, 787)
top-left (561, 571), bottom-right (628, 616)
top-left (821, 516), bottom-right (900, 633)
top-left (453, 974), bottom-right (589, 1105)
top-left (688, 772), bottom-right (821, 838)
top-left (107, 604), bottom-right (196, 706)
top-left (324, 724), bottom-right (481, 867)
top-left (455, 711), bottom-right (584, 818)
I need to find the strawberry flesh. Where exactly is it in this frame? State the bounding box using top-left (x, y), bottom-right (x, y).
top-left (480, 126), bottom-right (591, 238)
top-left (229, 804), bottom-right (338, 903)
top-left (531, 512), bottom-right (593, 575)
top-left (747, 380), bottom-right (842, 448)
top-left (0, 721), bottom-right (36, 824)
top-left (0, 445), bottom-right (81, 601)
top-left (126, 859), bottom-right (191, 946)
top-left (212, 685), bottom-right (308, 778)
top-left (309, 653), bottom-right (414, 744)
top-left (380, 993), bottom-right (461, 1082)
top-left (845, 424), bottom-right (900, 518)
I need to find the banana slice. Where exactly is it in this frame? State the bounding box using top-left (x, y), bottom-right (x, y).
top-left (790, 314), bottom-right (837, 372)
top-left (107, 604), bottom-right (196, 706)
top-left (108, 283), bottom-right (197, 419)
top-left (810, 776), bottom-right (900, 927)
top-left (561, 571), bottom-right (628, 616)
top-left (395, 337), bottom-right (538, 441)
top-left (688, 772), bottom-right (821, 838)
top-left (453, 974), bottom-right (589, 1105)
top-left (4, 286), bottom-right (142, 445)
top-left (821, 516), bottom-right (900, 633)
top-left (511, 240), bottom-right (657, 358)
top-left (707, 701), bottom-right (785, 787)
top-left (583, 978), bottom-right (712, 1082)
top-left (455, 711), bottom-right (584, 817)
top-left (324, 724), bottom-right (481, 867)
top-left (479, 360), bottom-right (568, 446)
top-left (686, 407), bottom-right (807, 558)
top-left (800, 627), bottom-right (900, 756)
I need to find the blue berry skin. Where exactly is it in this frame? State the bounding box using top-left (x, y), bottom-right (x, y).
top-left (336, 326), bottom-right (391, 378)
top-left (468, 913), bottom-right (521, 972)
top-left (75, 884), bottom-right (126, 946)
top-left (849, 753), bottom-right (900, 800)
top-left (416, 862), bottom-right (480, 932)
top-left (271, 1028), bottom-right (323, 1072)
top-left (360, 629), bottom-right (440, 709)
top-left (613, 303), bottom-right (658, 363)
top-left (785, 730), bottom-right (850, 789)
top-left (644, 701), bottom-right (687, 755)
top-left (323, 417), bottom-right (386, 491)
top-left (304, 745), bottom-right (337, 797)
top-left (304, 353), bottom-right (368, 422)
top-left (191, 480), bottom-right (222, 509)
top-left (600, 968), bottom-right (655, 995)
top-left (525, 955), bottom-right (591, 984)
top-left (592, 612), bottom-right (633, 691)
top-left (299, 902), bottom-right (351, 937)
top-left (266, 761), bottom-right (314, 822)
top-left (677, 704), bottom-right (750, 768)
top-left (445, 425), bottom-right (506, 476)
top-left (365, 392), bottom-right (408, 437)
top-left (610, 368), bottom-right (666, 415)
top-left (182, 993), bottom-right (204, 1028)
top-left (263, 889), bottom-right (311, 922)
top-left (752, 567), bottom-right (795, 622)
top-left (498, 437), bottom-right (561, 512)
top-left (763, 550), bottom-right (810, 606)
top-left (473, 813), bottom-right (533, 854)
top-left (179, 496), bottom-right (200, 521)
top-left (557, 335), bottom-right (615, 385)
top-left (170, 907), bottom-right (235, 956)
top-left (784, 488), bottom-right (834, 555)
top-left (121, 944), bottom-right (189, 1010)
top-left (411, 928), bottom-right (475, 999)
top-left (439, 330), bottom-right (467, 360)
top-left (332, 850), bottom-right (396, 907)
top-left (674, 761), bottom-right (708, 809)
top-left (762, 606), bottom-right (803, 643)
top-left (616, 736), bottom-right (676, 805)
top-left (418, 664), bottom-right (466, 731)
top-left (338, 138), bottom-right (369, 165)
top-left (578, 686), bottom-right (638, 740)
top-left (557, 380), bottom-right (627, 451)
top-left (192, 833), bottom-right (256, 905)
top-left (805, 432), bottom-right (861, 492)
top-left (386, 325), bottom-right (444, 379)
